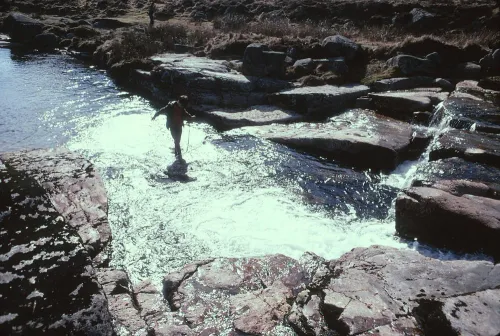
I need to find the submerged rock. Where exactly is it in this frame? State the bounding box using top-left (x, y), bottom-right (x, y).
top-left (268, 84), bottom-right (370, 118)
top-left (205, 105), bottom-right (303, 130)
top-left (242, 110), bottom-right (427, 170)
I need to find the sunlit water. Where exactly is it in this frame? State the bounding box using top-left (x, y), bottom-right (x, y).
top-left (1, 49), bottom-right (486, 286)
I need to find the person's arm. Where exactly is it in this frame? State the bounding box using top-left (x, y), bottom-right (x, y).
top-left (151, 106), bottom-right (166, 120)
top-left (183, 107), bottom-right (195, 119)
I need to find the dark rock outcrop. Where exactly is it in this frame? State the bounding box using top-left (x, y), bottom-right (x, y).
top-left (321, 35), bottom-right (360, 61)
top-left (429, 129), bottom-right (500, 168)
top-left (3, 12), bottom-right (44, 43)
top-left (242, 43), bottom-right (286, 77)
top-left (0, 150), bottom-right (114, 335)
top-left (386, 54), bottom-right (437, 76)
top-left (396, 185), bottom-right (500, 258)
top-left (33, 32), bottom-right (59, 50)
top-left (1, 149), bottom-right (111, 262)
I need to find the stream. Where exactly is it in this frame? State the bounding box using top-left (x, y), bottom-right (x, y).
top-left (1, 48), bottom-right (476, 286)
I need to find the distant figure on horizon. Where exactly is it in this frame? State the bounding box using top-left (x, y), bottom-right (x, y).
top-left (151, 95), bottom-right (194, 159)
top-left (148, 1), bottom-right (156, 27)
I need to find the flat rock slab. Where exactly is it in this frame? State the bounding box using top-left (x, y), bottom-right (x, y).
top-left (0, 148), bottom-right (110, 262)
top-left (289, 246), bottom-right (500, 336)
top-left (204, 105), bottom-right (303, 130)
top-left (430, 129), bottom-right (500, 169)
top-left (149, 53), bottom-right (292, 109)
top-left (438, 97), bottom-right (500, 134)
top-left (242, 110), bottom-right (426, 170)
top-left (268, 84), bottom-right (370, 118)
top-left (371, 76), bottom-right (447, 92)
top-left (396, 186), bottom-right (500, 258)
top-left (0, 159), bottom-right (113, 335)
top-left (161, 254), bottom-right (322, 335)
top-left (369, 90), bottom-right (449, 120)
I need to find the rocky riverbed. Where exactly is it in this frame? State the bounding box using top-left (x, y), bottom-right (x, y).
top-left (1, 6), bottom-right (500, 336)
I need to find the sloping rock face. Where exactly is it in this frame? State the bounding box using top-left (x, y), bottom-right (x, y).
top-left (288, 246), bottom-right (500, 336)
top-left (268, 84), bottom-right (370, 119)
top-left (143, 53), bottom-right (292, 110)
top-left (243, 110), bottom-right (427, 170)
top-left (158, 246), bottom-right (500, 335)
top-left (161, 253), bottom-right (323, 335)
top-left (0, 151), bottom-right (114, 335)
top-left (205, 105), bottom-right (303, 130)
top-left (0, 148), bottom-right (110, 263)
top-left (396, 185), bottom-right (500, 258)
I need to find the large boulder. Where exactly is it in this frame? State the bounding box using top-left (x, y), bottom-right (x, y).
top-left (369, 90), bottom-right (448, 120)
top-left (242, 43), bottom-right (286, 77)
top-left (3, 12), bottom-right (44, 43)
top-left (478, 76), bottom-right (500, 91)
top-left (33, 32), bottom-right (59, 50)
top-left (293, 57), bottom-right (348, 76)
top-left (453, 80), bottom-right (500, 106)
top-left (242, 110), bottom-right (427, 170)
top-left (143, 53), bottom-right (292, 109)
top-left (386, 54), bottom-right (437, 76)
top-left (0, 149), bottom-right (111, 262)
top-left (321, 35), bottom-right (360, 61)
top-left (293, 246), bottom-right (500, 335)
top-left (454, 62), bottom-right (482, 80)
top-left (396, 184), bottom-right (500, 258)
top-left (0, 151), bottom-right (114, 335)
top-left (268, 84), bottom-right (370, 118)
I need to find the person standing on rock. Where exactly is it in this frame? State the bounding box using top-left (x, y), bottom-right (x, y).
top-left (148, 1), bottom-right (156, 27)
top-left (152, 95), bottom-right (194, 159)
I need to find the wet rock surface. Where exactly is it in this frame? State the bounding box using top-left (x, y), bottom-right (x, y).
top-left (268, 84), bottom-right (370, 118)
top-left (0, 152), bottom-right (114, 335)
top-left (437, 97), bottom-right (500, 134)
top-left (429, 129), bottom-right (500, 169)
top-left (244, 110), bottom-right (426, 170)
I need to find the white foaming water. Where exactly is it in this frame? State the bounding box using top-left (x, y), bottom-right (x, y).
top-left (68, 108), bottom-right (406, 284)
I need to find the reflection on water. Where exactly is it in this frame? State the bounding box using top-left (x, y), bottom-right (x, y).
top-left (1, 48), bottom-right (412, 286)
